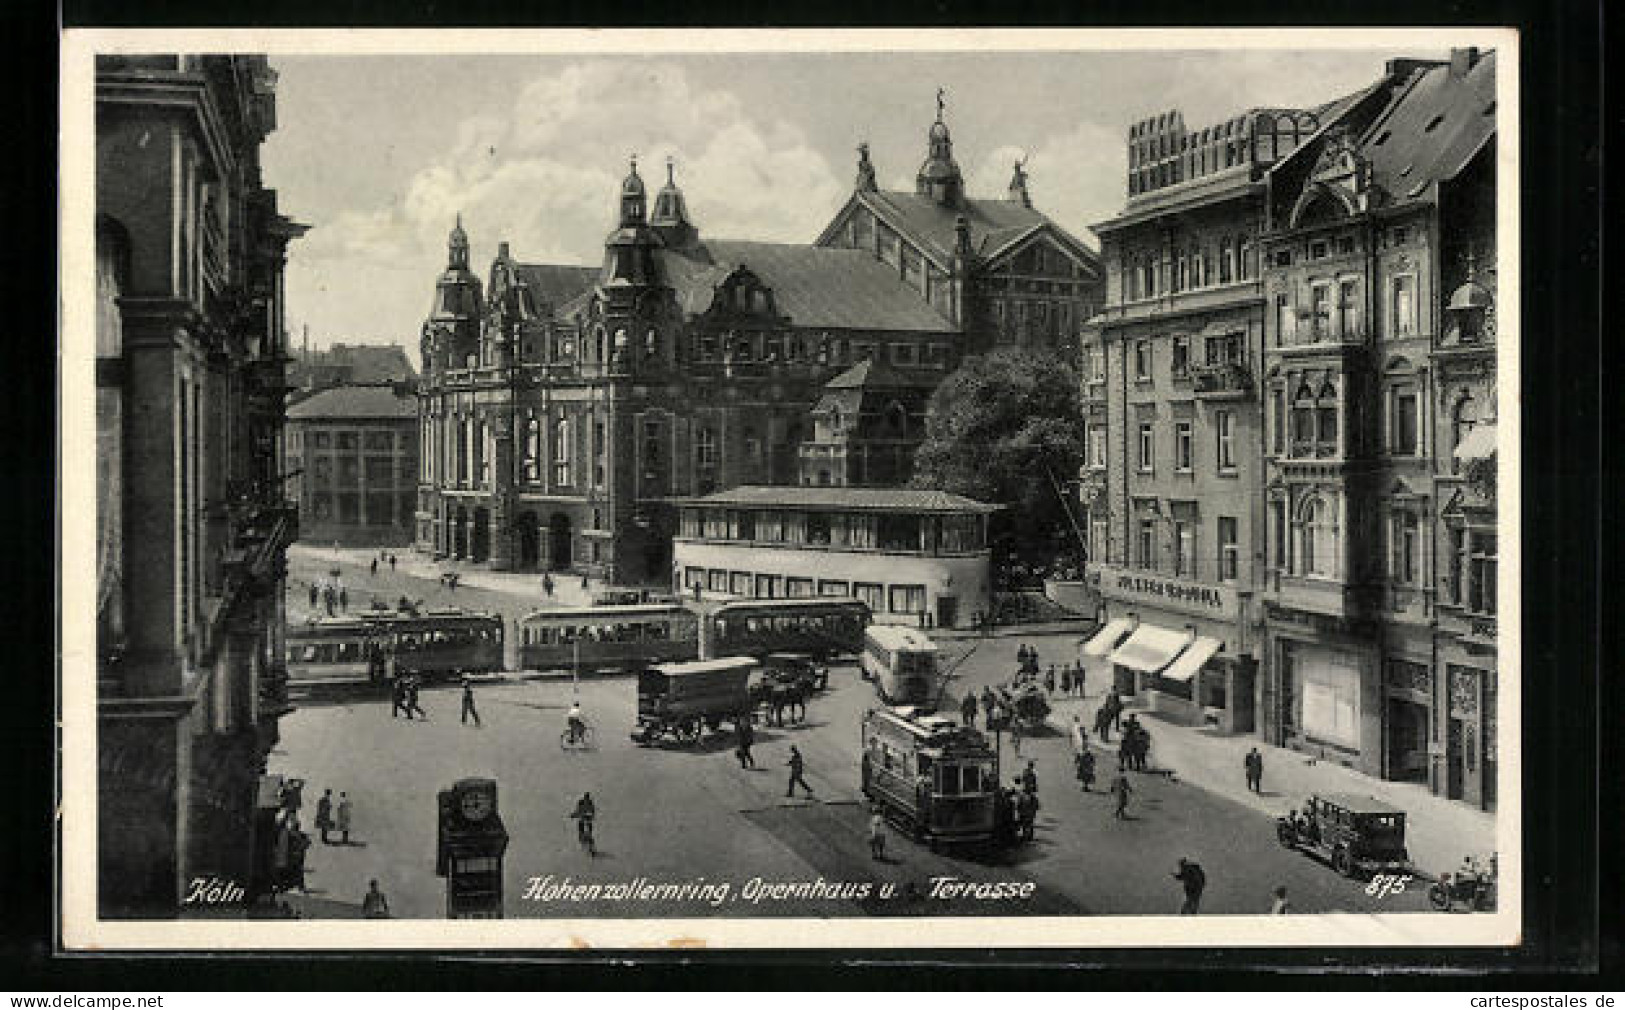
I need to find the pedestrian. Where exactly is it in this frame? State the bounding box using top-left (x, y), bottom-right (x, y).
top-left (1270, 885), bottom-right (1291, 914)
top-left (323, 585), bottom-right (336, 616)
top-left (1010, 718), bottom-right (1023, 756)
top-left (315, 789), bottom-right (334, 845)
top-left (581, 573), bottom-right (590, 592)
top-left (362, 880), bottom-right (390, 919)
top-left (570, 792), bottom-right (597, 857)
top-left (960, 692), bottom-right (978, 729)
top-left (1021, 759), bottom-right (1038, 796)
top-left (1109, 692), bottom-right (1124, 733)
top-left (1245, 747), bottom-right (1264, 793)
top-left (1077, 749), bottom-right (1097, 792)
top-left (336, 791), bottom-right (353, 845)
top-left (1015, 783), bottom-right (1038, 842)
top-left (1111, 771), bottom-right (1133, 819)
top-left (461, 677), bottom-right (481, 726)
top-left (406, 676), bottom-right (427, 720)
top-left (390, 674), bottom-right (409, 720)
top-left (1070, 715), bottom-right (1088, 756)
top-left (288, 819), bottom-right (310, 893)
top-left (1044, 665), bottom-right (1056, 695)
top-left (281, 778), bottom-right (305, 817)
top-left (1059, 665), bottom-right (1072, 696)
top-left (735, 718), bottom-right (756, 769)
top-left (785, 745), bottom-right (814, 798)
top-left (1118, 734), bottom-right (1132, 772)
top-left (338, 586), bottom-right (349, 611)
top-left (543, 573), bottom-right (554, 598)
top-left (868, 806), bottom-right (887, 861)
top-left (389, 554), bottom-right (397, 572)
top-left (370, 557), bottom-right (378, 577)
top-left (980, 686), bottom-right (997, 721)
top-left (308, 583), bottom-right (318, 608)
top-left (1073, 662), bottom-right (1086, 697)
top-left (1173, 857), bottom-right (1207, 915)
top-left (1094, 702), bottom-right (1113, 743)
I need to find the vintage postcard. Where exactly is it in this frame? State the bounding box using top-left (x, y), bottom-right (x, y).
top-left (59, 27), bottom-right (1520, 951)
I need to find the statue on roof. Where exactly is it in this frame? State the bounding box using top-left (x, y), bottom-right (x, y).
top-left (1008, 154), bottom-right (1032, 207)
top-left (855, 141), bottom-right (878, 192)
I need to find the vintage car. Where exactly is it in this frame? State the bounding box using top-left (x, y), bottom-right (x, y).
top-left (1276, 792), bottom-right (1412, 878)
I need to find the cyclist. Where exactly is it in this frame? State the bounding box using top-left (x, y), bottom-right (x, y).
top-left (566, 699), bottom-right (587, 745)
top-left (569, 792), bottom-right (597, 856)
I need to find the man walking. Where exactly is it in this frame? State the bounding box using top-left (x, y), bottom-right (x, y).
top-left (960, 691), bottom-right (978, 729)
top-left (868, 805), bottom-right (888, 861)
top-left (308, 582), bottom-right (319, 609)
top-left (338, 586), bottom-right (349, 611)
top-left (461, 677), bottom-right (481, 726)
top-left (1021, 759), bottom-right (1038, 797)
top-left (315, 789), bottom-right (335, 845)
top-left (542, 573), bottom-right (554, 598)
top-left (1076, 749), bottom-right (1097, 792)
top-left (785, 745), bottom-right (814, 799)
top-left (336, 791), bottom-right (353, 845)
top-left (406, 675), bottom-right (428, 720)
top-left (1015, 784), bottom-right (1038, 842)
top-left (1173, 857), bottom-right (1207, 914)
top-left (735, 718), bottom-right (756, 769)
top-left (362, 879), bottom-right (391, 918)
top-left (1270, 885), bottom-right (1291, 914)
top-left (370, 557), bottom-right (378, 577)
top-left (1244, 747), bottom-right (1264, 793)
top-left (1111, 771), bottom-right (1133, 819)
top-left (389, 554), bottom-right (397, 572)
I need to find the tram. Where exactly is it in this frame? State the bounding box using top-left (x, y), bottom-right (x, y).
top-left (286, 608), bottom-right (504, 687)
top-left (517, 604), bottom-right (700, 674)
top-left (700, 597), bottom-right (870, 662)
top-left (860, 707), bottom-right (999, 850)
top-left (860, 625), bottom-right (940, 705)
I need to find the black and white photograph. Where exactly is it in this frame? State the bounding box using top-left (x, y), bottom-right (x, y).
top-left (59, 27), bottom-right (1519, 950)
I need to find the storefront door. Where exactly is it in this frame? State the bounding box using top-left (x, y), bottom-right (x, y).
top-left (1385, 696), bottom-right (1430, 783)
top-left (1446, 717), bottom-right (1465, 800)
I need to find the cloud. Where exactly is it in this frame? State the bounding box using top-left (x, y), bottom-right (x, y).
top-left (285, 60), bottom-right (846, 344)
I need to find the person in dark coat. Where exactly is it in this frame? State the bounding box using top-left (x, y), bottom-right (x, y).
top-left (308, 583), bottom-right (319, 608)
top-left (1094, 702), bottom-right (1113, 743)
top-left (461, 677), bottom-right (481, 727)
top-left (960, 692), bottom-right (978, 729)
top-left (1076, 749), bottom-right (1097, 792)
top-left (1244, 747), bottom-right (1264, 793)
top-left (543, 573), bottom-right (555, 598)
top-left (785, 745), bottom-right (814, 798)
top-left (1021, 760), bottom-right (1038, 796)
top-left (1111, 772), bottom-right (1133, 819)
top-left (735, 718), bottom-right (756, 769)
top-left (315, 789), bottom-right (334, 845)
top-left (391, 677), bottom-right (409, 720)
top-left (1059, 666), bottom-right (1072, 695)
top-left (370, 557), bottom-right (378, 577)
top-left (1044, 665), bottom-right (1057, 695)
top-left (389, 554), bottom-right (397, 572)
top-left (1173, 858), bottom-right (1207, 914)
top-left (338, 586), bottom-right (349, 611)
top-left (405, 676), bottom-right (427, 719)
top-left (1015, 786), bottom-right (1038, 842)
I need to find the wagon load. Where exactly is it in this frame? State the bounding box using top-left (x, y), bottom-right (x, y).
top-left (632, 657), bottom-right (758, 745)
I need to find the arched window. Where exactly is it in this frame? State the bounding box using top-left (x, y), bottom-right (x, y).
top-left (524, 416), bottom-right (541, 482)
top-left (1297, 495), bottom-right (1337, 577)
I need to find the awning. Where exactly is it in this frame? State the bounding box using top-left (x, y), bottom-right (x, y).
top-left (1160, 636), bottom-right (1223, 683)
top-left (1453, 423), bottom-right (1497, 463)
top-left (1108, 623), bottom-right (1192, 674)
top-left (1081, 617), bottom-right (1133, 657)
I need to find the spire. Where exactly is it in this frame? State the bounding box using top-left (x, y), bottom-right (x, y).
top-left (619, 154), bottom-right (647, 226)
top-left (1008, 155), bottom-right (1031, 207)
top-left (447, 213), bottom-right (470, 270)
top-left (855, 142), bottom-right (877, 192)
top-left (916, 87), bottom-right (963, 206)
top-left (650, 155), bottom-right (697, 248)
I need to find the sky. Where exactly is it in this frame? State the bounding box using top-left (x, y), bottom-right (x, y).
top-left (259, 45), bottom-right (1447, 351)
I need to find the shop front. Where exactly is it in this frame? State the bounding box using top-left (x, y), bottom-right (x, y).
top-left (1265, 604), bottom-right (1383, 778)
top-left (1090, 565), bottom-right (1258, 734)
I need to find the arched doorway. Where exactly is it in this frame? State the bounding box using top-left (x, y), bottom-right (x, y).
top-left (548, 512), bottom-right (572, 572)
top-left (516, 511), bottom-right (541, 570)
top-left (471, 507), bottom-right (491, 563)
top-left (452, 506), bottom-right (469, 559)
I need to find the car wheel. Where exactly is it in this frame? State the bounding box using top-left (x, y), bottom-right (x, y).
top-left (1332, 847), bottom-right (1355, 878)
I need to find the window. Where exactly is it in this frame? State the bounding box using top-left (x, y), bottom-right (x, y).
top-left (1220, 240), bottom-right (1235, 283)
top-left (1088, 426), bottom-right (1108, 469)
top-left (1338, 236), bottom-right (1355, 256)
top-left (1311, 282), bottom-right (1332, 339)
top-left (592, 421), bottom-right (606, 486)
top-left (1390, 510), bottom-right (1419, 585)
top-left (1134, 341), bottom-right (1152, 380)
top-left (888, 584), bottom-right (927, 614)
top-left (1271, 500), bottom-right (1287, 571)
top-left (1271, 389), bottom-right (1286, 455)
top-left (523, 417), bottom-right (541, 482)
top-left (1468, 532), bottom-right (1497, 615)
top-left (695, 426), bottom-right (718, 491)
top-left (1390, 386), bottom-right (1419, 455)
top-left (1205, 332), bottom-right (1242, 366)
top-left (1138, 518), bottom-right (1157, 570)
top-left (1450, 396), bottom-right (1479, 474)
top-left (708, 569), bottom-right (730, 592)
top-left (1338, 278), bottom-right (1360, 337)
top-left (1171, 337), bottom-right (1190, 378)
top-left (1274, 249), bottom-right (1291, 268)
top-left (1089, 346), bottom-right (1106, 382)
top-left (552, 417), bottom-right (571, 485)
top-left (1300, 496), bottom-right (1337, 578)
top-left (853, 582), bottom-right (885, 612)
top-left (786, 577), bottom-right (816, 599)
top-left (1218, 516), bottom-right (1239, 582)
top-left (1138, 423), bottom-right (1155, 472)
top-left (1175, 421), bottom-right (1193, 471)
top-left (1275, 292), bottom-right (1295, 345)
top-left (1310, 240), bottom-right (1328, 260)
top-left (1216, 411), bottom-right (1236, 471)
top-left (1392, 275), bottom-right (1417, 335)
top-left (642, 420), bottom-right (663, 481)
top-left (1317, 404), bottom-right (1339, 456)
top-left (818, 579), bottom-right (850, 596)
top-left (1173, 521), bottom-right (1194, 576)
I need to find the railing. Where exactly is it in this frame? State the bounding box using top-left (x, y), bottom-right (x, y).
top-left (1190, 360), bottom-right (1254, 398)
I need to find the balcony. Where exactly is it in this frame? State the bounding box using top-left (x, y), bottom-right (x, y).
top-left (1190, 360), bottom-right (1254, 400)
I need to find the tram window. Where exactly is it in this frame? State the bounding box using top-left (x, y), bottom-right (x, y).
top-left (937, 767), bottom-right (959, 795)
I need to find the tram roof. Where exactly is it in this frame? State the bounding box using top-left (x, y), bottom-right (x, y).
top-left (707, 597), bottom-right (868, 613)
top-left (521, 603), bottom-right (691, 622)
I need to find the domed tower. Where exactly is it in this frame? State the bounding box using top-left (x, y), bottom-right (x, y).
top-left (426, 214), bottom-right (483, 370)
top-left (650, 157), bottom-right (699, 250)
top-left (602, 157), bottom-right (660, 289)
top-left (916, 88), bottom-right (964, 207)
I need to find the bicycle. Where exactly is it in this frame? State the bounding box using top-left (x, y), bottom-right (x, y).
top-left (560, 722), bottom-right (597, 751)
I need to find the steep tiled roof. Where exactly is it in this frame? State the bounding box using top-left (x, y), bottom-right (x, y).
top-left (863, 191), bottom-right (1100, 271)
top-left (287, 384), bottom-right (418, 420)
top-left (680, 241), bottom-right (956, 333)
top-left (681, 484), bottom-right (999, 513)
top-left (1360, 51), bottom-right (1496, 200)
top-left (295, 344), bottom-right (416, 385)
top-left (513, 264), bottom-right (599, 314)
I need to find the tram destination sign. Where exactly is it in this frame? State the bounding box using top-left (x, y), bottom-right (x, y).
top-left (1095, 564), bottom-right (1240, 620)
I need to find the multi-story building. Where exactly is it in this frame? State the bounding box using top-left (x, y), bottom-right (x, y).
top-left (1257, 49), bottom-right (1498, 808)
top-left (95, 54), bottom-right (306, 916)
top-left (414, 104), bottom-right (1103, 586)
top-left (285, 384), bottom-right (419, 547)
top-left (672, 485), bottom-right (998, 628)
top-left (1080, 105), bottom-right (1325, 734)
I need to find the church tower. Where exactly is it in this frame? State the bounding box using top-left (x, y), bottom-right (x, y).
top-left (423, 214), bottom-right (482, 374)
top-left (915, 88), bottom-right (964, 207)
top-left (650, 157), bottom-right (699, 250)
top-left (602, 157), bottom-right (660, 289)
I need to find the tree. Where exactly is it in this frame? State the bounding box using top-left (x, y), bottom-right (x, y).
top-left (910, 348), bottom-right (1086, 581)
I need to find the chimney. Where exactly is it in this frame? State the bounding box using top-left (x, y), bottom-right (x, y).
top-left (498, 241), bottom-right (511, 260)
top-left (1449, 47), bottom-right (1479, 77)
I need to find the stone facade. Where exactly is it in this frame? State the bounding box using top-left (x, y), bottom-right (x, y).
top-left (286, 385), bottom-right (419, 547)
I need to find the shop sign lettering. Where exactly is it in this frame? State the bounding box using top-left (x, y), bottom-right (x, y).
top-left (1095, 565), bottom-right (1238, 619)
